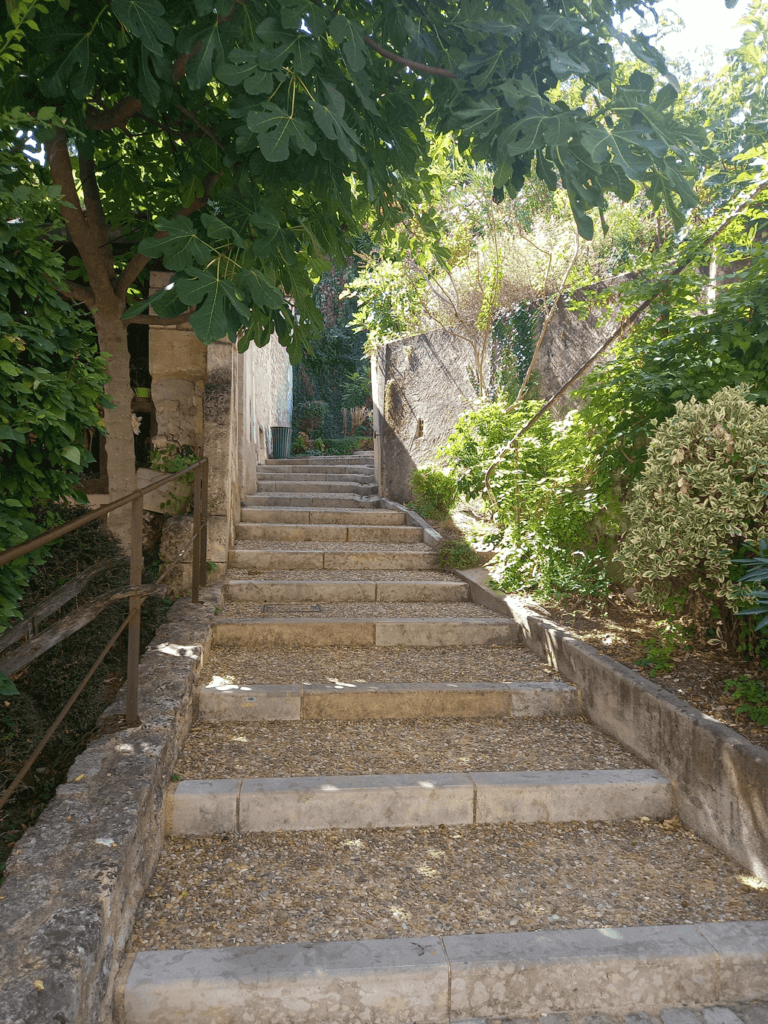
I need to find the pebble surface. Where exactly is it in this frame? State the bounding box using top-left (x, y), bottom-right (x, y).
top-left (129, 818), bottom-right (768, 952)
top-left (219, 601), bottom-right (506, 620)
top-left (202, 644), bottom-right (559, 688)
top-left (175, 716), bottom-right (644, 779)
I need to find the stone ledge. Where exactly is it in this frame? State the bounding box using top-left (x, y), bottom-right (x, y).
top-left (0, 587), bottom-right (220, 1024)
top-left (120, 922), bottom-right (768, 1024)
top-left (454, 567), bottom-right (768, 880)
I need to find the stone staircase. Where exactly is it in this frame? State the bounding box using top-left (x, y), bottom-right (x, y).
top-left (119, 456), bottom-right (761, 1023)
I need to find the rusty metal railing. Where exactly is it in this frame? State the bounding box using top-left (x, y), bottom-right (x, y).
top-left (0, 459), bottom-right (208, 812)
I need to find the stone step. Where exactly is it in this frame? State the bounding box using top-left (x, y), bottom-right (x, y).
top-left (229, 548), bottom-right (439, 569)
top-left (256, 480), bottom-right (378, 495)
top-left (223, 580), bottom-right (469, 604)
top-left (121, 922), bottom-right (768, 1024)
top-left (199, 678), bottom-right (576, 721)
top-left (211, 617), bottom-right (517, 648)
top-left (244, 495), bottom-right (381, 508)
top-left (258, 465), bottom-right (376, 476)
top-left (265, 457), bottom-right (374, 466)
top-left (170, 769), bottom-right (672, 835)
top-left (235, 523), bottom-right (423, 545)
top-left (240, 508), bottom-right (406, 525)
top-left (257, 472), bottom-right (376, 484)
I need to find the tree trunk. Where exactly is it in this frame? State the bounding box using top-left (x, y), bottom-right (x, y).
top-left (93, 302), bottom-right (136, 549)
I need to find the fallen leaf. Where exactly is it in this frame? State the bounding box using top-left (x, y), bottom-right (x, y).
top-left (33, 980), bottom-right (44, 991)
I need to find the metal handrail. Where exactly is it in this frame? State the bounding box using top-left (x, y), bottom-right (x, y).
top-left (0, 459), bottom-right (209, 813)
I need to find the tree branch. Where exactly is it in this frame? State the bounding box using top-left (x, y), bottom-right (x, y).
top-left (363, 36), bottom-right (455, 77)
top-left (123, 312), bottom-right (192, 327)
top-left (175, 104), bottom-right (225, 150)
top-left (45, 129), bottom-right (113, 295)
top-left (115, 171), bottom-right (221, 303)
top-left (85, 96), bottom-right (143, 131)
top-left (80, 156), bottom-right (112, 256)
top-left (54, 281), bottom-right (96, 307)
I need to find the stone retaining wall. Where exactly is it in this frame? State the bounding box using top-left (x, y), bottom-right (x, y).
top-left (456, 567), bottom-right (768, 879)
top-left (0, 588), bottom-right (221, 1024)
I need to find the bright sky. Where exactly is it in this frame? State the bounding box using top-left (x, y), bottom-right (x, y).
top-left (635, 0), bottom-right (749, 72)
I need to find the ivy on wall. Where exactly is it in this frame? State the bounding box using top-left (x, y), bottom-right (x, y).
top-left (292, 261), bottom-right (368, 438)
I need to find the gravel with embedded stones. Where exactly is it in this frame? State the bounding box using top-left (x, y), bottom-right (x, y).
top-left (225, 569), bottom-right (452, 581)
top-left (218, 601), bottom-right (506, 620)
top-left (129, 818), bottom-right (768, 952)
top-left (174, 716), bottom-right (644, 779)
top-left (202, 644), bottom-right (559, 688)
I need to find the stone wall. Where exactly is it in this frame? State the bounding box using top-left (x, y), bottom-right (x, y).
top-left (373, 330), bottom-right (481, 503)
top-left (372, 276), bottom-right (632, 502)
top-left (251, 335), bottom-right (293, 461)
top-left (0, 589), bottom-right (220, 1024)
top-left (148, 271), bottom-right (207, 451)
top-left (158, 335), bottom-right (292, 592)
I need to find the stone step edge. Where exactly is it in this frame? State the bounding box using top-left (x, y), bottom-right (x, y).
top-left (228, 552), bottom-right (439, 569)
top-left (211, 618), bottom-right (517, 647)
top-left (222, 581), bottom-right (469, 603)
top-left (169, 768), bottom-right (672, 835)
top-left (198, 679), bottom-right (577, 721)
top-left (120, 920), bottom-right (768, 1024)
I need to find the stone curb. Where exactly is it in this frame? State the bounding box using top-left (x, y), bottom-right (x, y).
top-left (120, 921), bottom-right (768, 1024)
top-left (212, 617), bottom-right (518, 648)
top-left (169, 768), bottom-right (672, 834)
top-left (198, 678), bottom-right (578, 722)
top-left (379, 498), bottom-right (443, 549)
top-left (229, 549), bottom-right (440, 569)
top-left (453, 567), bottom-right (768, 880)
top-left (0, 587), bottom-right (221, 1024)
top-left (223, 580), bottom-right (471, 603)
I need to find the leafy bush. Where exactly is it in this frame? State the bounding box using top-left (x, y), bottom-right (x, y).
top-left (292, 431), bottom-right (311, 455)
top-left (148, 443), bottom-right (198, 514)
top-left (735, 539), bottom-right (768, 632)
top-left (0, 112), bottom-right (110, 630)
top-left (438, 539), bottom-right (480, 571)
top-left (295, 400), bottom-right (328, 438)
top-left (410, 465), bottom-right (457, 520)
top-left (439, 401), bottom-right (616, 603)
top-left (724, 675), bottom-right (768, 727)
top-left (341, 370), bottom-right (372, 409)
top-left (316, 437), bottom-right (361, 456)
top-left (617, 386), bottom-right (768, 619)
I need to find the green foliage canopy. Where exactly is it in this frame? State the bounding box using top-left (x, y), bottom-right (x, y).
top-left (3, 0), bottom-right (709, 356)
top-left (0, 111), bottom-right (110, 629)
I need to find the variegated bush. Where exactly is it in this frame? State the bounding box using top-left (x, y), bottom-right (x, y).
top-left (618, 386), bottom-right (768, 615)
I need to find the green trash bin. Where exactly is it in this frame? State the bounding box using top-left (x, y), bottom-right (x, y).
top-left (271, 426), bottom-right (292, 459)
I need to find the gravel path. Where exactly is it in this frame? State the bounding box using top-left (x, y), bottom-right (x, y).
top-left (219, 601), bottom-right (504, 620)
top-left (129, 818), bottom-right (768, 952)
top-left (174, 716), bottom-right (645, 779)
top-left (225, 569), bottom-right (452, 581)
top-left (234, 540), bottom-right (434, 552)
top-left (203, 645), bottom-right (557, 687)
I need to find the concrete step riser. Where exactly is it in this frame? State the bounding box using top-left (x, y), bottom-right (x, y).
top-left (229, 551), bottom-right (439, 570)
top-left (257, 475), bottom-right (376, 485)
top-left (244, 497), bottom-right (380, 508)
top-left (240, 509), bottom-right (406, 525)
top-left (122, 921), bottom-right (768, 1024)
top-left (171, 769), bottom-right (672, 835)
top-left (257, 482), bottom-right (378, 494)
top-left (198, 679), bottom-right (578, 723)
top-left (212, 618), bottom-right (516, 648)
top-left (223, 581), bottom-right (469, 604)
top-left (235, 524), bottom-right (422, 544)
top-left (264, 460), bottom-right (376, 468)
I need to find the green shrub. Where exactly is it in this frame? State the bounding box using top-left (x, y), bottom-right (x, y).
top-left (723, 675), bottom-right (768, 727)
top-left (438, 539), bottom-right (480, 571)
top-left (410, 465), bottom-right (457, 520)
top-left (317, 437), bottom-right (361, 456)
top-left (295, 400), bottom-right (328, 437)
top-left (617, 386), bottom-right (768, 619)
top-left (439, 401), bottom-right (616, 603)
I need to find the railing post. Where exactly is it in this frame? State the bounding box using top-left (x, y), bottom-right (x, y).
top-left (200, 459), bottom-right (209, 588)
top-left (125, 493), bottom-right (143, 727)
top-left (191, 464), bottom-right (201, 604)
